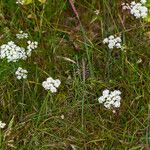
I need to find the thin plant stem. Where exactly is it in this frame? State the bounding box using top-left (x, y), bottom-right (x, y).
top-left (21, 80), bottom-right (25, 121)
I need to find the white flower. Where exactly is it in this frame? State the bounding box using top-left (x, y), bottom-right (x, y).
top-left (60, 114), bottom-right (65, 119)
top-left (16, 31), bottom-right (28, 39)
top-left (42, 77), bottom-right (61, 93)
top-left (0, 39), bottom-right (38, 62)
top-left (115, 37), bottom-right (122, 42)
top-left (53, 79), bottom-right (61, 88)
top-left (140, 0), bottom-right (146, 4)
top-left (98, 89), bottom-right (122, 109)
top-left (122, 1), bottom-right (148, 18)
top-left (0, 41), bottom-right (27, 62)
top-left (47, 77), bottom-right (54, 83)
top-left (102, 89), bottom-right (109, 98)
top-left (103, 38), bottom-right (109, 44)
top-left (115, 43), bottom-right (121, 48)
top-left (108, 35), bottom-right (115, 40)
top-left (103, 35), bottom-right (122, 49)
top-left (104, 102), bottom-right (111, 109)
top-left (130, 1), bottom-right (148, 18)
top-left (26, 41), bottom-right (38, 56)
top-left (98, 96), bottom-right (105, 103)
top-left (15, 67), bottom-right (28, 80)
top-left (113, 101), bottom-right (120, 108)
top-left (94, 10), bottom-right (100, 15)
top-left (27, 41), bottom-right (38, 49)
top-left (108, 42), bottom-right (115, 49)
top-left (0, 121), bottom-right (6, 129)
top-left (50, 86), bottom-right (57, 93)
top-left (131, 1), bottom-right (136, 6)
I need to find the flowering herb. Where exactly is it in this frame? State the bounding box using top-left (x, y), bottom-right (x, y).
top-left (122, 1), bottom-right (148, 19)
top-left (42, 77), bottom-right (61, 93)
top-left (15, 67), bottom-right (28, 80)
top-left (98, 89), bottom-right (122, 109)
top-left (0, 31), bottom-right (38, 62)
top-left (103, 35), bottom-right (122, 49)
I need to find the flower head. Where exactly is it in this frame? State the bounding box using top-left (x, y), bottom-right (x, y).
top-left (103, 35), bottom-right (122, 49)
top-left (130, 1), bottom-right (148, 18)
top-left (0, 35), bottom-right (38, 62)
top-left (98, 89), bottom-right (122, 109)
top-left (42, 77), bottom-right (61, 93)
top-left (15, 67), bottom-right (28, 80)
top-left (0, 41), bottom-right (27, 62)
top-left (26, 41), bottom-right (38, 56)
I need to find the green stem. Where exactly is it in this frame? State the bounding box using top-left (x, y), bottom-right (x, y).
top-left (21, 80), bottom-right (25, 121)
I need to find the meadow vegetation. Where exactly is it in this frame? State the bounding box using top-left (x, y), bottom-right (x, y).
top-left (0, 0), bottom-right (150, 149)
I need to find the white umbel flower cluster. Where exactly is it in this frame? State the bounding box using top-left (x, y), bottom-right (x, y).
top-left (0, 38), bottom-right (38, 62)
top-left (26, 41), bottom-right (38, 56)
top-left (42, 77), bottom-right (61, 93)
top-left (98, 89), bottom-right (122, 109)
top-left (15, 67), bottom-right (28, 80)
top-left (122, 1), bottom-right (148, 19)
top-left (16, 31), bottom-right (28, 39)
top-left (130, 1), bottom-right (148, 18)
top-left (0, 121), bottom-right (6, 129)
top-left (0, 41), bottom-right (27, 62)
top-left (103, 35), bottom-right (122, 49)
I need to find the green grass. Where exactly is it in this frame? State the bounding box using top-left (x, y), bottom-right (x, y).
top-left (0, 0), bottom-right (150, 149)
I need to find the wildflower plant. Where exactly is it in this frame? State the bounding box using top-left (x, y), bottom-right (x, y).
top-left (98, 89), bottom-right (122, 109)
top-left (122, 0), bottom-right (148, 18)
top-left (0, 31), bottom-right (38, 63)
top-left (0, 41), bottom-right (27, 62)
top-left (42, 77), bottom-right (61, 93)
top-left (0, 31), bottom-right (38, 80)
top-left (0, 0), bottom-right (149, 148)
top-left (15, 67), bottom-right (28, 80)
top-left (26, 41), bottom-right (38, 57)
top-left (103, 35), bottom-right (122, 49)
top-left (130, 1), bottom-right (148, 18)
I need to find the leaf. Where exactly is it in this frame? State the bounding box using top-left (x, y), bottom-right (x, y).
top-left (38, 0), bottom-right (46, 3)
